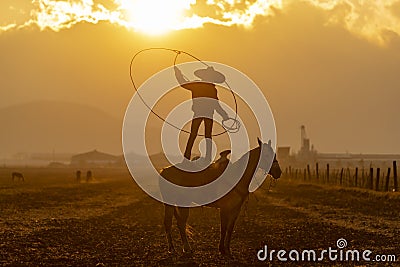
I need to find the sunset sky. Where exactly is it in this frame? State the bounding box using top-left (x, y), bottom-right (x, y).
top-left (1, 0), bottom-right (400, 155)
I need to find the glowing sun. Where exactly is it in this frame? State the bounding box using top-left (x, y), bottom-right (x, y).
top-left (121, 0), bottom-right (192, 35)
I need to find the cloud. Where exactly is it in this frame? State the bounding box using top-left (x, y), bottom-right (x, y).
top-left (1, 0), bottom-right (400, 45)
top-left (306, 0), bottom-right (400, 45)
top-left (0, 23), bottom-right (17, 32)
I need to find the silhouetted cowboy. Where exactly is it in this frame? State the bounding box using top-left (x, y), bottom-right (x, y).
top-left (174, 66), bottom-right (229, 162)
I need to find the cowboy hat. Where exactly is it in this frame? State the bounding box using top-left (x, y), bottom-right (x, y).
top-left (194, 66), bottom-right (226, 83)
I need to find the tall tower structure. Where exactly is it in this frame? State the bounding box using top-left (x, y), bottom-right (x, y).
top-left (300, 125), bottom-right (310, 153)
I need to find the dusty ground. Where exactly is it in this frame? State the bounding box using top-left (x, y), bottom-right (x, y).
top-left (0, 168), bottom-right (399, 266)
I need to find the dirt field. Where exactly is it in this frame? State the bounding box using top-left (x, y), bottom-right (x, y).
top-left (0, 168), bottom-right (399, 266)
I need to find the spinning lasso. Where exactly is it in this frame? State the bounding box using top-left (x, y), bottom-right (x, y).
top-left (129, 48), bottom-right (241, 137)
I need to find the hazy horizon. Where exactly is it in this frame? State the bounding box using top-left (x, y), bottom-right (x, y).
top-left (1, 98), bottom-right (400, 158)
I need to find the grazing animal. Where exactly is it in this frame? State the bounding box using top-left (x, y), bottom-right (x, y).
top-left (160, 138), bottom-right (282, 257)
top-left (76, 170), bottom-right (81, 182)
top-left (86, 170), bottom-right (92, 182)
top-left (11, 172), bottom-right (24, 182)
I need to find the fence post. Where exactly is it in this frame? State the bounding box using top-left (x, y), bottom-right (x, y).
top-left (346, 168), bottom-right (351, 186)
top-left (355, 167), bottom-right (358, 187)
top-left (369, 168), bottom-right (374, 190)
top-left (362, 168), bottom-right (365, 187)
top-left (340, 168), bottom-right (344, 186)
top-left (375, 168), bottom-right (380, 191)
top-left (303, 168), bottom-right (306, 181)
top-left (307, 164), bottom-right (311, 180)
top-left (327, 164), bottom-right (330, 183)
top-left (385, 168), bottom-right (391, 192)
top-left (394, 161), bottom-right (398, 192)
top-left (316, 163), bottom-right (319, 180)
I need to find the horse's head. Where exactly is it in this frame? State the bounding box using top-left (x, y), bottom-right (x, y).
top-left (257, 138), bottom-right (282, 179)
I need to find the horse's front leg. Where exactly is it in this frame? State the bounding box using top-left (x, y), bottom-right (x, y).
top-left (224, 203), bottom-right (242, 258)
top-left (219, 209), bottom-right (228, 255)
top-left (176, 207), bottom-right (192, 254)
top-left (164, 205), bottom-right (175, 253)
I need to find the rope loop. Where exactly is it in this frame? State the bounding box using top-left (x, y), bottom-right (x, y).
top-left (129, 48), bottom-right (241, 136)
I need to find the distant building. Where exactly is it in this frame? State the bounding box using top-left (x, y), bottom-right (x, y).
top-left (297, 125), bottom-right (317, 163)
top-left (291, 126), bottom-right (400, 168)
top-left (70, 150), bottom-right (120, 166)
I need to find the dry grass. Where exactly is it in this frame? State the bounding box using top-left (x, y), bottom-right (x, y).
top-left (0, 168), bottom-right (399, 266)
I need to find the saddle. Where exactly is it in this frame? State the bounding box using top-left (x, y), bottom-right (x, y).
top-left (160, 150), bottom-right (231, 187)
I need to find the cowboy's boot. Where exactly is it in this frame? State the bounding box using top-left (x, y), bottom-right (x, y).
top-left (205, 138), bottom-right (213, 164)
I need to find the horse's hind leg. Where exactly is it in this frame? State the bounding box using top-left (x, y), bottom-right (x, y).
top-left (164, 204), bottom-right (175, 253)
top-left (175, 207), bottom-right (192, 254)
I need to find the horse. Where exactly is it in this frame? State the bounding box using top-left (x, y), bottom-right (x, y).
top-left (11, 172), bottom-right (24, 182)
top-left (76, 170), bottom-right (81, 182)
top-left (86, 170), bottom-right (92, 182)
top-left (159, 138), bottom-right (282, 258)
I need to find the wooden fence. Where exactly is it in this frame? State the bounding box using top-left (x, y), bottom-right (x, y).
top-left (284, 161), bottom-right (398, 192)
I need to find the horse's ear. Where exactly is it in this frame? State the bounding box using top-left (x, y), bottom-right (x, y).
top-left (268, 140), bottom-right (272, 146)
top-left (257, 137), bottom-right (262, 147)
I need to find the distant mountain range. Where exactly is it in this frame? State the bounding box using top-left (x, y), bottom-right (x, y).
top-left (0, 100), bottom-right (122, 156)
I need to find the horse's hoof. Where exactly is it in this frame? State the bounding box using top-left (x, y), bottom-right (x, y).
top-left (182, 249), bottom-right (193, 257)
top-left (223, 251), bottom-right (234, 260)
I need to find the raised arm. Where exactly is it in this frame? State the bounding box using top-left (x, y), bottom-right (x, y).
top-left (174, 66), bottom-right (192, 90)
